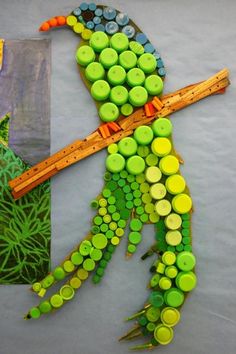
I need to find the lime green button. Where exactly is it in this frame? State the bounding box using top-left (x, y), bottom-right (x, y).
top-left (172, 194), bottom-right (192, 214)
top-left (99, 47), bottom-right (118, 68)
top-left (176, 251), bottom-right (196, 271)
top-left (118, 137), bottom-right (137, 157)
top-left (129, 41), bottom-right (144, 55)
top-left (29, 307), bottom-right (41, 319)
top-left (50, 294), bottom-right (63, 308)
top-left (166, 230), bottom-right (182, 246)
top-left (110, 86), bottom-right (128, 105)
top-left (70, 277), bottom-right (82, 289)
top-left (92, 233), bottom-right (108, 249)
top-left (89, 31), bottom-right (109, 52)
top-left (162, 251), bottom-right (176, 265)
top-left (130, 218), bottom-right (142, 231)
top-left (128, 231), bottom-right (142, 244)
top-left (127, 68), bottom-right (145, 87)
top-left (159, 277), bottom-right (172, 290)
top-left (108, 143), bottom-right (118, 154)
top-left (176, 271), bottom-right (197, 292)
top-left (165, 266), bottom-right (178, 279)
top-left (110, 33), bottom-right (129, 52)
top-left (155, 199), bottom-right (171, 216)
top-left (106, 153), bottom-right (125, 173)
top-left (53, 267), bottom-right (66, 281)
top-left (161, 307), bottom-right (180, 327)
top-left (154, 324), bottom-right (174, 345)
top-left (134, 125), bottom-right (154, 145)
top-left (159, 155), bottom-right (179, 175)
top-left (99, 102), bottom-right (119, 122)
top-left (63, 260), bottom-right (75, 273)
top-left (60, 285), bottom-right (75, 300)
top-left (42, 274), bottom-right (54, 289)
top-left (165, 213), bottom-right (182, 230)
top-left (138, 53), bottom-right (157, 73)
top-left (83, 258), bottom-right (96, 271)
top-left (146, 153), bottom-right (158, 166)
top-left (85, 62), bottom-right (105, 82)
top-left (127, 244), bottom-right (136, 253)
top-left (152, 118), bottom-right (172, 137)
top-left (79, 240), bottom-right (92, 256)
top-left (71, 252), bottom-right (83, 265)
top-left (150, 183), bottom-right (166, 200)
top-left (126, 155), bottom-right (145, 175)
top-left (144, 75), bottom-right (163, 95)
top-left (32, 282), bottom-right (41, 293)
top-left (129, 86), bottom-right (148, 107)
top-left (137, 145), bottom-right (150, 157)
top-left (166, 174), bottom-right (186, 194)
top-left (150, 274), bottom-right (161, 287)
top-left (151, 137), bottom-right (172, 157)
top-left (121, 103), bottom-right (133, 116)
top-left (164, 288), bottom-right (185, 307)
top-left (149, 291), bottom-right (164, 308)
top-left (91, 80), bottom-right (110, 101)
top-left (107, 65), bottom-right (126, 85)
top-left (146, 306), bottom-right (160, 322)
top-left (39, 301), bottom-right (52, 314)
top-left (76, 45), bottom-right (95, 66)
top-left (119, 50), bottom-right (137, 70)
top-left (77, 268), bottom-right (89, 280)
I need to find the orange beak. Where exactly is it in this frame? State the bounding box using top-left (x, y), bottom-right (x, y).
top-left (39, 16), bottom-right (67, 32)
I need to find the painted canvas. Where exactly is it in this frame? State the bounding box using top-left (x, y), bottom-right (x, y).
top-left (0, 39), bottom-right (51, 284)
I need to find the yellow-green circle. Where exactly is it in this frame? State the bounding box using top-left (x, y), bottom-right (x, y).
top-left (162, 251), bottom-right (176, 265)
top-left (159, 276), bottom-right (172, 290)
top-left (89, 31), bottom-right (109, 52)
top-left (99, 102), bottom-right (119, 122)
top-left (110, 32), bottom-right (129, 52)
top-left (63, 260), bottom-right (75, 273)
top-left (73, 22), bottom-right (85, 34)
top-left (152, 118), bottom-right (173, 137)
top-left (50, 294), bottom-right (63, 308)
top-left (155, 199), bottom-right (171, 216)
top-left (134, 125), bottom-right (154, 145)
top-left (129, 41), bottom-right (144, 55)
top-left (71, 252), bottom-right (84, 265)
top-left (149, 211), bottom-right (160, 223)
top-left (138, 53), bottom-right (157, 74)
top-left (161, 307), bottom-right (181, 327)
top-left (92, 233), bottom-right (108, 249)
top-left (172, 194), bottom-right (192, 214)
top-left (76, 45), bottom-right (95, 66)
top-left (176, 271), bottom-right (197, 292)
top-left (145, 166), bottom-right (162, 184)
top-left (77, 268), bottom-right (89, 280)
top-left (165, 213), bottom-right (182, 230)
top-left (159, 155), bottom-right (180, 175)
top-left (118, 137), bottom-right (138, 157)
top-left (165, 266), bottom-right (178, 279)
top-left (146, 306), bottom-right (160, 322)
top-left (108, 143), bottom-right (118, 154)
top-left (110, 85), bottom-right (129, 106)
top-left (106, 153), bottom-right (125, 173)
top-left (126, 155), bottom-right (145, 175)
top-left (111, 236), bottom-right (120, 245)
top-left (85, 62), bottom-right (105, 82)
top-left (66, 15), bottom-right (77, 26)
top-left (91, 80), bottom-right (110, 101)
top-left (70, 277), bottom-right (82, 289)
top-left (83, 258), bottom-right (96, 271)
top-left (119, 50), bottom-right (137, 70)
top-left (121, 103), bottom-right (133, 116)
top-left (60, 285), bottom-right (75, 300)
top-left (129, 86), bottom-right (148, 107)
top-left (146, 153), bottom-right (158, 166)
top-left (107, 65), bottom-right (126, 85)
top-left (151, 137), bottom-right (172, 157)
top-left (166, 174), bottom-right (186, 195)
top-left (150, 183), bottom-right (166, 200)
top-left (144, 75), bottom-right (163, 95)
top-left (99, 47), bottom-right (118, 68)
top-left (127, 68), bottom-right (145, 87)
top-left (154, 324), bottom-right (174, 345)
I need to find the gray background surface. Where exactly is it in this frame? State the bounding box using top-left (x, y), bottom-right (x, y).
top-left (0, 0), bottom-right (236, 353)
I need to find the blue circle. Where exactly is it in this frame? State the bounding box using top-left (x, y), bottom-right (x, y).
top-left (88, 2), bottom-right (97, 11)
top-left (144, 42), bottom-right (155, 53)
top-left (93, 16), bottom-right (101, 24)
top-left (80, 2), bottom-right (89, 11)
top-left (157, 59), bottom-right (164, 68)
top-left (103, 7), bottom-right (116, 20)
top-left (105, 21), bottom-right (119, 35)
top-left (86, 21), bottom-right (95, 29)
top-left (158, 67), bottom-right (166, 77)
top-left (153, 51), bottom-right (161, 60)
top-left (95, 24), bottom-right (105, 32)
top-left (95, 8), bottom-right (103, 17)
top-left (135, 33), bottom-right (148, 45)
top-left (116, 13), bottom-right (129, 26)
top-left (73, 7), bottom-right (81, 16)
top-left (122, 25), bottom-right (135, 39)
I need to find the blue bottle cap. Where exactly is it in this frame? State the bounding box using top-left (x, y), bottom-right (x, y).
top-left (73, 7), bottom-right (81, 16)
top-left (103, 7), bottom-right (117, 20)
top-left (93, 16), bottom-right (101, 24)
top-left (153, 51), bottom-right (161, 60)
top-left (116, 13), bottom-right (129, 26)
top-left (122, 25), bottom-right (135, 38)
top-left (95, 8), bottom-right (103, 17)
top-left (158, 67), bottom-right (166, 76)
top-left (86, 21), bottom-right (95, 29)
top-left (80, 2), bottom-right (89, 11)
top-left (157, 59), bottom-right (164, 68)
top-left (144, 42), bottom-right (155, 54)
top-left (88, 3), bottom-right (97, 11)
top-left (136, 33), bottom-right (148, 45)
top-left (95, 24), bottom-right (105, 32)
top-left (105, 21), bottom-right (119, 35)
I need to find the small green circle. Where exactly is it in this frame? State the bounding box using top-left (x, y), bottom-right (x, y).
top-left (164, 288), bottom-right (185, 307)
top-left (110, 85), bottom-right (128, 105)
top-left (94, 215), bottom-right (103, 225)
top-left (76, 45), bottom-right (95, 66)
top-left (30, 307), bottom-right (41, 319)
top-left (119, 50), bottom-right (137, 70)
top-left (108, 143), bottom-right (118, 154)
top-left (110, 33), bottom-right (129, 52)
top-left (134, 125), bottom-right (154, 145)
top-left (107, 65), bottom-right (126, 85)
top-left (146, 306), bottom-right (160, 322)
top-left (137, 145), bottom-right (150, 157)
top-left (144, 75), bottom-right (163, 95)
top-left (152, 118), bottom-right (173, 137)
top-left (71, 252), bottom-right (83, 265)
top-left (121, 103), bottom-right (134, 116)
top-left (83, 258), bottom-right (96, 271)
top-left (129, 86), bottom-right (148, 107)
top-left (106, 153), bottom-right (125, 173)
top-left (60, 285), bottom-right (75, 300)
top-left (130, 218), bottom-right (142, 231)
top-left (99, 47), bottom-right (118, 68)
top-left (150, 274), bottom-right (161, 287)
top-left (99, 102), bottom-right (119, 122)
top-left (63, 260), bottom-right (75, 273)
top-left (128, 231), bottom-right (142, 244)
top-left (140, 213), bottom-right (149, 223)
top-left (85, 62), bottom-right (105, 82)
top-left (118, 137), bottom-right (138, 157)
top-left (39, 301), bottom-right (52, 314)
top-left (126, 155), bottom-right (146, 175)
top-left (149, 291), bottom-right (164, 308)
top-left (89, 31), bottom-right (109, 52)
top-left (50, 294), bottom-right (63, 308)
top-left (92, 233), bottom-right (108, 249)
top-left (129, 41), bottom-right (144, 55)
top-left (42, 275), bottom-right (54, 289)
top-left (79, 240), bottom-right (92, 255)
top-left (106, 230), bottom-right (114, 239)
top-left (32, 282), bottom-right (41, 292)
top-left (146, 153), bottom-right (158, 166)
top-left (128, 244), bottom-right (136, 253)
top-left (91, 80), bottom-right (110, 101)
top-left (138, 53), bottom-right (157, 73)
top-left (127, 68), bottom-right (145, 87)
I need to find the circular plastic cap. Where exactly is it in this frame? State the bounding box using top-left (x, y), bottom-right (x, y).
top-left (134, 125), bottom-right (154, 145)
top-left (165, 213), bottom-right (182, 230)
top-left (76, 45), bottom-right (95, 66)
top-left (154, 324), bottom-right (174, 345)
top-left (144, 75), bottom-right (163, 95)
top-left (150, 183), bottom-right (166, 200)
top-left (91, 80), bottom-right (110, 101)
top-left (166, 230), bottom-right (182, 246)
top-left (92, 233), bottom-right (108, 249)
top-left (166, 174), bottom-right (186, 195)
top-left (164, 288), bottom-right (185, 308)
top-left (152, 118), bottom-right (173, 137)
top-left (162, 251), bottom-right (176, 265)
top-left (85, 62), bottom-right (105, 82)
top-left (151, 137), bottom-right (172, 157)
top-left (126, 155), bottom-right (145, 175)
top-left (118, 137), bottom-right (138, 157)
top-left (110, 86), bottom-right (128, 105)
top-left (99, 47), bottom-right (118, 68)
top-left (89, 31), bottom-right (109, 52)
top-left (176, 251), bottom-right (196, 271)
top-left (155, 199), bottom-right (172, 216)
top-left (107, 65), bottom-right (126, 85)
top-left (138, 53), bottom-right (157, 73)
top-left (149, 291), bottom-right (164, 308)
top-left (176, 271), bottom-right (197, 292)
top-left (50, 294), bottom-right (63, 308)
top-left (127, 68), bottom-right (145, 87)
top-left (121, 103), bottom-right (133, 116)
top-left (161, 307), bottom-right (181, 327)
top-left (60, 285), bottom-right (75, 300)
top-left (129, 86), bottom-right (148, 107)
top-left (159, 155), bottom-right (179, 176)
top-left (119, 50), bottom-right (137, 70)
top-left (146, 306), bottom-right (160, 322)
top-left (172, 194), bottom-right (192, 214)
top-left (110, 32), bottom-right (129, 52)
top-left (99, 102), bottom-right (119, 122)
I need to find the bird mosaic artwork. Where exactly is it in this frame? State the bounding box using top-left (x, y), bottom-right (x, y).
top-left (6, 2), bottom-right (230, 350)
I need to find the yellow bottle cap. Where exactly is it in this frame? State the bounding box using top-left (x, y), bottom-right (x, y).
top-left (165, 230), bottom-right (182, 246)
top-left (165, 213), bottom-right (182, 230)
top-left (155, 199), bottom-right (172, 216)
top-left (172, 193), bottom-right (192, 214)
top-left (145, 166), bottom-right (162, 183)
top-left (162, 251), bottom-right (176, 265)
top-left (159, 276), bottom-right (172, 290)
top-left (154, 324), bottom-right (174, 345)
top-left (81, 29), bottom-right (93, 40)
top-left (73, 22), bottom-right (84, 33)
top-left (166, 174), bottom-right (186, 194)
top-left (161, 307), bottom-right (181, 327)
top-left (66, 15), bottom-right (77, 27)
top-left (150, 183), bottom-right (166, 200)
top-left (159, 155), bottom-right (179, 175)
top-left (151, 137), bottom-right (172, 157)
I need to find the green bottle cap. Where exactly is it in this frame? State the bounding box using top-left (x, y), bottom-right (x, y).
top-left (92, 274), bottom-right (101, 284)
top-left (89, 31), bottom-right (109, 52)
top-left (32, 282), bottom-right (41, 292)
top-left (164, 288), bottom-right (184, 307)
top-left (121, 103), bottom-right (134, 116)
top-left (79, 240), bottom-right (92, 256)
top-left (119, 50), bottom-right (137, 70)
top-left (110, 85), bottom-right (128, 105)
top-left (118, 137), bottom-right (138, 156)
top-left (176, 244), bottom-right (184, 252)
top-left (154, 324), bottom-right (174, 345)
top-left (159, 276), bottom-right (172, 290)
top-left (42, 275), bottom-right (54, 289)
top-left (93, 215), bottom-right (103, 225)
top-left (162, 251), bottom-right (176, 265)
top-left (129, 41), bottom-right (144, 55)
top-left (99, 47), bottom-right (118, 68)
top-left (71, 251), bottom-right (84, 265)
top-left (99, 102), bottom-right (119, 122)
top-left (146, 322), bottom-right (156, 332)
top-left (77, 268), bottom-right (89, 280)
top-left (129, 86), bottom-right (148, 107)
top-left (140, 213), bottom-right (149, 223)
top-left (29, 307), bottom-right (41, 319)
top-left (150, 274), bottom-right (161, 288)
top-left (146, 153), bottom-right (158, 166)
top-left (146, 306), bottom-right (160, 322)
top-left (161, 307), bottom-right (181, 327)
top-left (176, 271), bottom-right (197, 292)
top-left (60, 285), bottom-right (75, 300)
top-left (106, 153), bottom-right (125, 173)
top-left (149, 291), bottom-right (164, 308)
top-left (110, 33), bottom-right (129, 52)
top-left (134, 125), bottom-right (154, 145)
top-left (85, 62), bottom-right (105, 82)
top-left (63, 260), bottom-right (75, 273)
top-left (137, 145), bottom-right (150, 157)
top-left (107, 65), bottom-right (126, 85)
top-left (108, 143), bottom-right (119, 154)
top-left (70, 277), bottom-right (82, 289)
top-left (127, 68), bottom-right (145, 87)
top-left (165, 266), bottom-right (178, 279)
top-left (75, 45), bottom-right (95, 66)
top-left (50, 294), bottom-right (64, 308)
top-left (144, 75), bottom-right (163, 96)
top-left (128, 231), bottom-right (142, 244)
top-left (128, 244), bottom-right (136, 253)
top-left (90, 199), bottom-right (99, 209)
top-left (53, 266), bottom-right (66, 281)
top-left (152, 118), bottom-right (173, 137)
top-left (83, 258), bottom-right (96, 271)
top-left (126, 155), bottom-right (146, 175)
top-left (176, 251), bottom-right (196, 271)
top-left (92, 233), bottom-right (108, 249)
top-left (39, 301), bottom-right (52, 314)
top-left (138, 53), bottom-right (157, 73)
top-left (145, 166), bottom-right (162, 184)
top-left (91, 80), bottom-right (110, 101)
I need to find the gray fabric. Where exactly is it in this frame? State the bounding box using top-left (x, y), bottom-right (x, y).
top-left (0, 0), bottom-right (236, 354)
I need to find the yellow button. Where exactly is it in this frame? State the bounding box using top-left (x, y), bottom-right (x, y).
top-left (165, 230), bottom-right (182, 246)
top-left (66, 15), bottom-right (77, 27)
top-left (162, 251), bottom-right (176, 265)
top-left (155, 199), bottom-right (172, 216)
top-left (151, 138), bottom-right (172, 157)
top-left (150, 183), bottom-right (166, 200)
top-left (166, 174), bottom-right (186, 194)
top-left (82, 29), bottom-right (93, 40)
top-left (161, 307), bottom-right (180, 327)
top-left (154, 324), bottom-right (174, 345)
top-left (111, 236), bottom-right (120, 245)
top-left (159, 277), bottom-right (172, 290)
top-left (172, 193), bottom-right (192, 214)
top-left (145, 166), bottom-right (162, 183)
top-left (159, 155), bottom-right (179, 175)
top-left (73, 22), bottom-right (84, 33)
top-left (165, 213), bottom-right (182, 230)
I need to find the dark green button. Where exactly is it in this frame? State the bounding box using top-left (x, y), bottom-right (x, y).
top-left (53, 267), bottom-right (66, 281)
top-left (39, 301), bottom-right (52, 314)
top-left (149, 291), bottom-right (164, 308)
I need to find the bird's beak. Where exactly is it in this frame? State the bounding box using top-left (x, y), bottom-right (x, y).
top-left (39, 16), bottom-right (67, 32)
